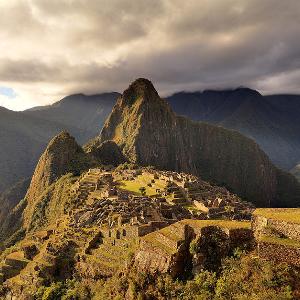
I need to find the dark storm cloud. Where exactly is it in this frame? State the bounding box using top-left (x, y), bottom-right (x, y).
top-left (0, 0), bottom-right (300, 109)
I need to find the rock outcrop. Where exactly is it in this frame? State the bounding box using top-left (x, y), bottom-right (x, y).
top-left (97, 78), bottom-right (300, 207)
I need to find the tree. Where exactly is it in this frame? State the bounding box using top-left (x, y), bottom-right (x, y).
top-left (139, 187), bottom-right (146, 196)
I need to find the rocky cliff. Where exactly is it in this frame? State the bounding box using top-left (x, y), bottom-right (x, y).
top-left (98, 78), bottom-right (300, 207)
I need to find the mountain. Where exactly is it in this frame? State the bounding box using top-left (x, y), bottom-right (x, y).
top-left (167, 89), bottom-right (300, 171)
top-left (24, 92), bottom-right (119, 143)
top-left (0, 93), bottom-right (118, 193)
top-left (1, 79), bottom-right (300, 298)
top-left (0, 107), bottom-right (64, 193)
top-left (96, 78), bottom-right (300, 207)
top-left (23, 131), bottom-right (93, 229)
top-left (0, 130), bottom-right (124, 238)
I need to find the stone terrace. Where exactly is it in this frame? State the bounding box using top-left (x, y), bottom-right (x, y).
top-left (253, 208), bottom-right (300, 266)
top-left (135, 219), bottom-right (253, 277)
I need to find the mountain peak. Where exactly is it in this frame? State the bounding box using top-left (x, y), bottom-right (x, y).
top-left (47, 130), bottom-right (75, 150)
top-left (121, 78), bottom-right (160, 106)
top-left (24, 131), bottom-right (84, 227)
top-left (233, 87), bottom-right (262, 97)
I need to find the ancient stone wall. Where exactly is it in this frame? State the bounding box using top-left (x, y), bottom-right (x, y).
top-left (135, 239), bottom-right (173, 274)
top-left (252, 215), bottom-right (269, 238)
top-left (137, 221), bottom-right (168, 237)
top-left (101, 225), bottom-right (139, 240)
top-left (252, 215), bottom-right (300, 241)
top-left (267, 219), bottom-right (300, 241)
top-left (134, 221), bottom-right (254, 277)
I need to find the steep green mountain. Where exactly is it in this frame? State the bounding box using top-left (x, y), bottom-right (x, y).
top-left (0, 93), bottom-right (118, 194)
top-left (97, 78), bottom-right (300, 207)
top-left (0, 131), bottom-right (126, 241)
top-left (167, 90), bottom-right (300, 171)
top-left (23, 131), bottom-right (93, 229)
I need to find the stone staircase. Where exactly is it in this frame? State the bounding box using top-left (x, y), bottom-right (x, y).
top-left (75, 169), bottom-right (103, 203)
top-left (167, 185), bottom-right (187, 204)
top-left (83, 237), bottom-right (137, 275)
top-left (185, 182), bottom-right (204, 201)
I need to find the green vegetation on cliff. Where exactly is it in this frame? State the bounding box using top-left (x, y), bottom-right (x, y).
top-left (27, 174), bottom-right (77, 231)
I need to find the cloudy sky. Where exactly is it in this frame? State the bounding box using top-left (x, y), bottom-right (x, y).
top-left (0, 0), bottom-right (300, 110)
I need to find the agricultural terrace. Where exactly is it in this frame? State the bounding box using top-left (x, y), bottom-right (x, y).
top-left (254, 208), bottom-right (300, 224)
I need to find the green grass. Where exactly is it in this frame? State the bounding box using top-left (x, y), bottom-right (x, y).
top-left (254, 208), bottom-right (300, 224)
top-left (158, 227), bottom-right (183, 242)
top-left (260, 235), bottom-right (300, 248)
top-left (87, 238), bottom-right (138, 270)
top-left (118, 172), bottom-right (167, 196)
top-left (180, 219), bottom-right (251, 230)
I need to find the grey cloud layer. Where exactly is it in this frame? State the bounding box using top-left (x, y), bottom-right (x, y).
top-left (0, 0), bottom-right (300, 107)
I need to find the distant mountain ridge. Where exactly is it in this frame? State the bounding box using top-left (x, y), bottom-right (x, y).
top-left (167, 89), bottom-right (300, 170)
top-left (24, 92), bottom-right (120, 143)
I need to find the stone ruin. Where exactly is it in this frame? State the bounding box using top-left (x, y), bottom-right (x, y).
top-left (69, 169), bottom-right (192, 240)
top-left (61, 167), bottom-right (256, 270)
top-left (69, 168), bottom-right (254, 236)
top-left (135, 220), bottom-right (254, 278)
top-left (150, 169), bottom-right (254, 220)
top-left (252, 210), bottom-right (300, 266)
